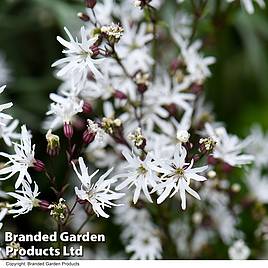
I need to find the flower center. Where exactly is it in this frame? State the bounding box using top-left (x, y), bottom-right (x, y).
top-left (175, 168), bottom-right (185, 177)
top-left (137, 165), bottom-right (147, 175)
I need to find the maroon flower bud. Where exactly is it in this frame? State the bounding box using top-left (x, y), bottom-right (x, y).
top-left (222, 162), bottom-right (233, 173)
top-left (137, 83), bottom-right (147, 94)
top-left (82, 101), bottom-right (93, 114)
top-left (64, 122), bottom-right (73, 139)
top-left (207, 155), bottom-right (217, 165)
top-left (193, 154), bottom-right (200, 162)
top-left (33, 159), bottom-right (45, 172)
top-left (90, 45), bottom-right (99, 57)
top-left (83, 129), bottom-right (96, 144)
top-left (77, 197), bottom-right (88, 205)
top-left (39, 200), bottom-right (51, 210)
top-left (170, 58), bottom-right (184, 72)
top-left (165, 103), bottom-right (177, 116)
top-left (85, 0), bottom-right (97, 9)
top-left (77, 12), bottom-right (90, 22)
top-left (114, 90), bottom-right (127, 100)
top-left (190, 83), bottom-right (203, 95)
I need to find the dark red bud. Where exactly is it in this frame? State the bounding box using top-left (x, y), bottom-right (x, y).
top-left (137, 84), bottom-right (147, 94)
top-left (170, 58), bottom-right (184, 71)
top-left (165, 103), bottom-right (177, 116)
top-left (83, 129), bottom-right (96, 144)
top-left (114, 90), bottom-right (127, 100)
top-left (82, 102), bottom-right (93, 114)
top-left (190, 83), bottom-right (203, 95)
top-left (64, 122), bottom-right (73, 139)
top-left (77, 12), bottom-right (90, 21)
top-left (85, 0), bottom-right (97, 9)
top-left (207, 155), bottom-right (217, 165)
top-left (90, 45), bottom-right (99, 57)
top-left (39, 200), bottom-right (50, 210)
top-left (193, 154), bottom-right (200, 162)
top-left (222, 162), bottom-right (233, 173)
top-left (33, 159), bottom-right (45, 172)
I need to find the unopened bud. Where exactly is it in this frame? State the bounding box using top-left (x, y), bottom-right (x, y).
top-left (77, 12), bottom-right (90, 21)
top-left (33, 159), bottom-right (45, 172)
top-left (83, 129), bottom-right (96, 144)
top-left (176, 129), bottom-right (190, 143)
top-left (82, 102), bottom-right (93, 114)
top-left (90, 45), bottom-right (99, 57)
top-left (207, 155), bottom-right (217, 165)
top-left (222, 162), bottom-right (233, 173)
top-left (190, 83), bottom-right (203, 94)
top-left (39, 200), bottom-right (51, 210)
top-left (64, 122), bottom-right (73, 139)
top-left (114, 90), bottom-right (127, 100)
top-left (46, 129), bottom-right (60, 157)
top-left (85, 0), bottom-right (97, 9)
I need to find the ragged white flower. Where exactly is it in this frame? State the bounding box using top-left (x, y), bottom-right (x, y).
top-left (205, 123), bottom-right (254, 167)
top-left (114, 192), bottom-right (162, 260)
top-left (7, 181), bottom-right (40, 217)
top-left (0, 54), bottom-right (11, 85)
top-left (246, 168), bottom-right (268, 204)
top-left (226, 0), bottom-right (265, 14)
top-left (0, 85), bottom-right (13, 125)
top-left (172, 35), bottom-right (216, 87)
top-left (228, 239), bottom-right (250, 260)
top-left (0, 118), bottom-right (20, 147)
top-left (0, 125), bottom-right (37, 188)
top-left (52, 26), bottom-right (104, 80)
top-left (0, 207), bottom-right (8, 229)
top-left (72, 157), bottom-right (124, 218)
top-left (115, 150), bottom-right (161, 204)
top-left (44, 93), bottom-right (83, 130)
top-left (152, 144), bottom-right (207, 210)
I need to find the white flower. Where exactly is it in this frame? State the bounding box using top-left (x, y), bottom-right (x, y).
top-left (205, 123), bottom-right (254, 166)
top-left (0, 54), bottom-right (11, 85)
top-left (226, 0), bottom-right (265, 14)
top-left (152, 144), bottom-right (207, 210)
top-left (117, 21), bottom-right (153, 73)
top-left (7, 181), bottom-right (40, 217)
top-left (228, 240), bottom-right (250, 260)
top-left (52, 26), bottom-right (104, 80)
top-left (246, 168), bottom-right (268, 203)
top-left (246, 125), bottom-right (268, 168)
top-left (72, 157), bottom-right (124, 218)
top-left (115, 150), bottom-right (160, 204)
top-left (0, 207), bottom-right (8, 229)
top-left (44, 93), bottom-right (83, 130)
top-left (0, 125), bottom-right (36, 188)
top-left (172, 35), bottom-right (216, 86)
top-left (0, 118), bottom-right (20, 147)
top-left (86, 119), bottom-right (105, 142)
top-left (0, 85), bottom-right (13, 125)
top-left (114, 192), bottom-right (162, 260)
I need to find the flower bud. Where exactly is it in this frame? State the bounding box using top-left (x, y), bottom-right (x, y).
top-left (222, 162), bottom-right (233, 173)
top-left (39, 200), bottom-right (51, 210)
top-left (207, 155), bottom-right (217, 165)
top-left (64, 122), bottom-right (73, 139)
top-left (90, 45), bottom-right (99, 57)
top-left (176, 129), bottom-right (190, 143)
top-left (33, 159), bottom-right (45, 172)
top-left (85, 0), bottom-right (97, 9)
top-left (77, 12), bottom-right (90, 22)
top-left (114, 90), bottom-right (127, 100)
top-left (83, 129), bottom-right (96, 144)
top-left (190, 83), bottom-right (203, 94)
top-left (82, 101), bottom-right (93, 114)
top-left (46, 129), bottom-right (60, 157)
